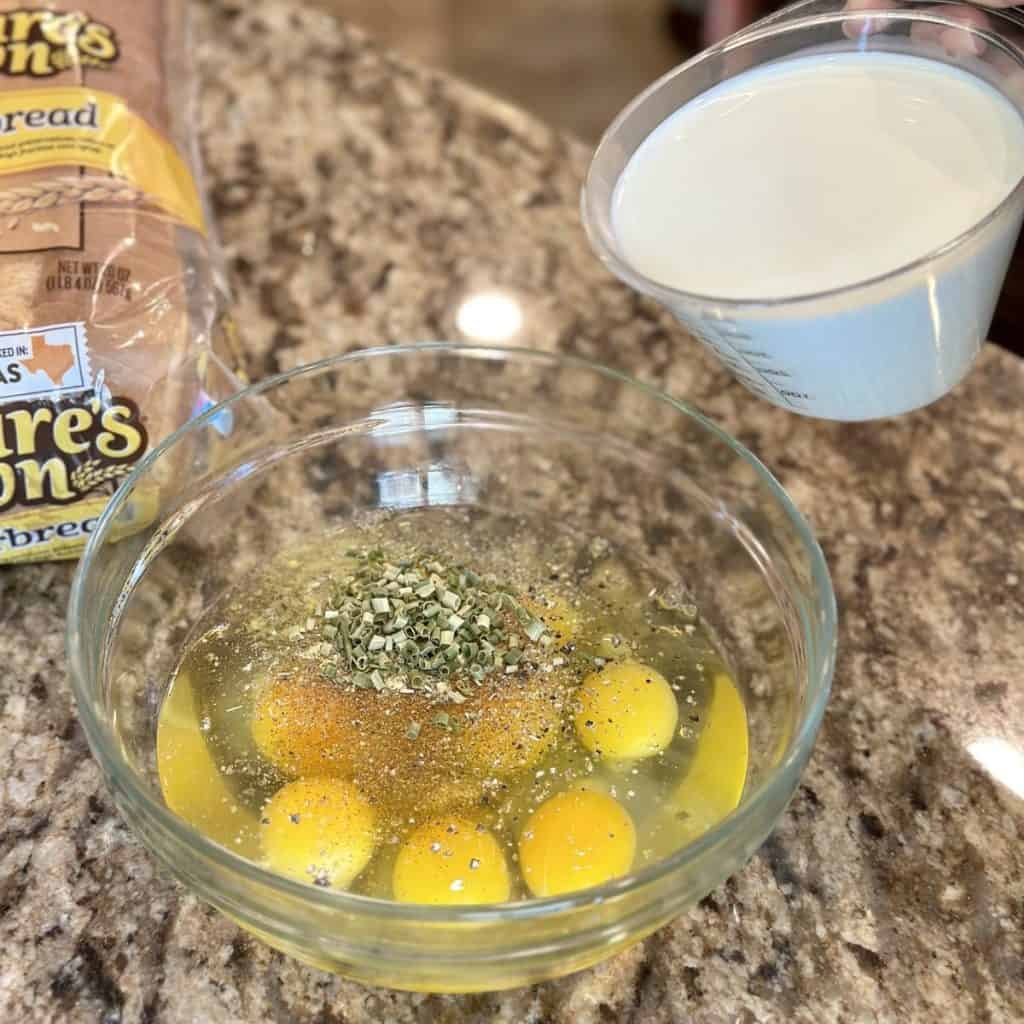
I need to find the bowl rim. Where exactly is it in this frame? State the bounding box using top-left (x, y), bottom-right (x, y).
top-left (67, 341), bottom-right (836, 925)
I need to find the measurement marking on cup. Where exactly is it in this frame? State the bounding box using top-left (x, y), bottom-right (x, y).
top-left (697, 314), bottom-right (810, 410)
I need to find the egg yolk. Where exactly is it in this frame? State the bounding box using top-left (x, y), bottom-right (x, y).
top-left (457, 678), bottom-right (565, 776)
top-left (392, 816), bottom-right (511, 905)
top-left (574, 661), bottom-right (678, 760)
top-left (261, 778), bottom-right (376, 888)
top-left (519, 789), bottom-right (636, 897)
top-left (523, 595), bottom-right (579, 646)
top-left (251, 673), bottom-right (491, 816)
top-left (157, 670), bottom-right (259, 856)
top-left (251, 673), bottom-right (365, 778)
top-left (673, 672), bottom-right (748, 837)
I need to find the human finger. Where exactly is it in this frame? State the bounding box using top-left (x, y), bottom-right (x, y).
top-left (841, 0), bottom-right (1006, 50)
top-left (842, 0), bottom-right (898, 39)
top-left (908, 4), bottom-right (994, 56)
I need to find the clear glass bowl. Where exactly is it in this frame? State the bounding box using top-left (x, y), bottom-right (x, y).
top-left (67, 344), bottom-right (835, 992)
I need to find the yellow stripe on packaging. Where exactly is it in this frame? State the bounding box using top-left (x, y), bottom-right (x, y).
top-left (0, 86), bottom-right (205, 234)
top-left (0, 485), bottom-right (159, 564)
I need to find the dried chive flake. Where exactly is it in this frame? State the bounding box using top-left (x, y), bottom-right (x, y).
top-left (317, 549), bottom-right (549, 701)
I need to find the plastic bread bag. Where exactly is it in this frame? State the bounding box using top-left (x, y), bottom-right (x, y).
top-left (0, 0), bottom-right (246, 564)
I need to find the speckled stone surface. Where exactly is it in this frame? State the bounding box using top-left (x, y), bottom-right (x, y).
top-left (3, 1), bottom-right (1024, 1021)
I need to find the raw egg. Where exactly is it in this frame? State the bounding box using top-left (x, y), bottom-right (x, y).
top-left (519, 789), bottom-right (636, 897)
top-left (574, 661), bottom-right (678, 760)
top-left (157, 670), bottom-right (259, 856)
top-left (251, 672), bottom-right (364, 778)
top-left (673, 672), bottom-right (748, 836)
top-left (524, 594), bottom-right (580, 646)
top-left (261, 777), bottom-right (376, 888)
top-left (457, 677), bottom-right (565, 776)
top-left (393, 816), bottom-right (511, 904)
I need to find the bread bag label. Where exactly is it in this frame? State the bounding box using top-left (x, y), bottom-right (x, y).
top-left (0, 1), bottom-right (239, 565)
top-left (0, 87), bottom-right (205, 233)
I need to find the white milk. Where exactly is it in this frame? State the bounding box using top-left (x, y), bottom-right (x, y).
top-left (610, 52), bottom-right (1024, 420)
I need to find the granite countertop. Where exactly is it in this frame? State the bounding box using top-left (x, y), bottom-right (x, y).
top-left (3, 1), bottom-right (1023, 1020)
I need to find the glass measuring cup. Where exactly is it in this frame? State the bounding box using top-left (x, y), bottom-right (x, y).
top-left (582, 1), bottom-right (1024, 421)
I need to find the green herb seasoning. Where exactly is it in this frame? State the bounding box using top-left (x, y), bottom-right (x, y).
top-left (316, 550), bottom-right (550, 702)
